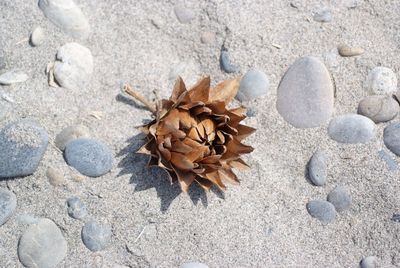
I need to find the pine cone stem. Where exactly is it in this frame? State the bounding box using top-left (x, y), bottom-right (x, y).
top-left (123, 84), bottom-right (157, 114)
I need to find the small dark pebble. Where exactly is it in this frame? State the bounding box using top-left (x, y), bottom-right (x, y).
top-left (220, 47), bottom-right (240, 73)
top-left (391, 214), bottom-right (400, 222)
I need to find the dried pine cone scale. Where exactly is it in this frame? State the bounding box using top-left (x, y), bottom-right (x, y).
top-left (137, 76), bottom-right (255, 192)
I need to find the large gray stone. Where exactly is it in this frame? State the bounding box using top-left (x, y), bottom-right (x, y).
top-left (0, 188), bottom-right (17, 226)
top-left (328, 114), bottom-right (375, 144)
top-left (81, 221), bottom-right (112, 251)
top-left (0, 119), bottom-right (48, 178)
top-left (383, 122), bottom-right (400, 156)
top-left (358, 95), bottom-right (398, 123)
top-left (306, 200), bottom-right (336, 224)
top-left (236, 69), bottom-right (269, 102)
top-left (18, 218), bottom-right (68, 268)
top-left (276, 56), bottom-right (334, 128)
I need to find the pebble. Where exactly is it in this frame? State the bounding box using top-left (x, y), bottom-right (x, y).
top-left (38, 0), bottom-right (90, 39)
top-left (64, 138), bottom-right (113, 177)
top-left (30, 27), bottom-right (45, 47)
top-left (236, 69), bottom-right (269, 102)
top-left (18, 218), bottom-right (68, 268)
top-left (391, 214), bottom-right (400, 222)
top-left (0, 119), bottom-right (49, 178)
top-left (174, 6), bottom-right (195, 24)
top-left (55, 124), bottom-right (90, 150)
top-left (328, 114), bottom-right (375, 143)
top-left (338, 45), bottom-right (364, 57)
top-left (360, 256), bottom-right (378, 268)
top-left (66, 196), bottom-right (87, 220)
top-left (365, 67), bottom-right (397, 95)
top-left (0, 70), bottom-right (28, 85)
top-left (46, 166), bottom-right (65, 186)
top-left (378, 150), bottom-right (398, 171)
top-left (313, 7), bottom-right (332, 22)
top-left (200, 32), bottom-right (215, 44)
top-left (327, 186), bottom-right (352, 212)
top-left (81, 221), bottom-right (112, 251)
top-left (220, 47), bottom-right (240, 73)
top-left (53, 42), bottom-right (93, 90)
top-left (307, 150), bottom-right (328, 186)
top-left (383, 122), bottom-right (400, 156)
top-left (180, 262), bottom-right (209, 268)
top-left (276, 56), bottom-right (334, 128)
top-left (357, 95), bottom-right (398, 123)
top-left (306, 200), bottom-right (336, 224)
top-left (0, 188), bottom-right (17, 226)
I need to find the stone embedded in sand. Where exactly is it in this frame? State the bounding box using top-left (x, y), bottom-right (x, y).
top-left (378, 150), bottom-right (398, 171)
top-left (276, 56), bottom-right (334, 128)
top-left (220, 48), bottom-right (240, 73)
top-left (66, 196), bottom-right (87, 220)
top-left (53, 43), bottom-right (93, 90)
top-left (180, 262), bottom-right (209, 268)
top-left (358, 95), bottom-right (399, 123)
top-left (306, 200), bottom-right (336, 224)
top-left (328, 114), bottom-right (375, 144)
top-left (313, 7), bottom-right (332, 22)
top-left (200, 31), bottom-right (215, 44)
top-left (0, 188), bottom-right (17, 226)
top-left (365, 67), bottom-right (397, 95)
top-left (383, 122), bottom-right (400, 156)
top-left (327, 186), bottom-right (352, 212)
top-left (18, 218), bottom-right (68, 268)
top-left (236, 69), bottom-right (269, 102)
top-left (0, 70), bottom-right (28, 85)
top-left (30, 27), bottom-right (45, 47)
top-left (174, 6), bottom-right (195, 24)
top-left (81, 221), bottom-right (112, 251)
top-left (38, 0), bottom-right (90, 39)
top-left (0, 119), bottom-right (48, 178)
top-left (46, 166), bottom-right (65, 186)
top-left (360, 256), bottom-right (378, 268)
top-left (307, 150), bottom-right (328, 186)
top-left (55, 124), bottom-right (90, 150)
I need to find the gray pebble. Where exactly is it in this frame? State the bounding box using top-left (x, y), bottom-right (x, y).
top-left (66, 196), bottom-right (87, 220)
top-left (327, 186), bottom-right (352, 212)
top-left (18, 218), bottom-right (67, 268)
top-left (306, 200), bottom-right (336, 224)
top-left (220, 47), bottom-right (240, 73)
top-left (30, 27), bottom-right (45, 47)
top-left (180, 262), bottom-right (209, 268)
top-left (360, 256), bottom-right (378, 268)
top-left (174, 6), bottom-right (195, 24)
top-left (328, 114), bottom-right (375, 144)
top-left (365, 67), bottom-right (397, 95)
top-left (236, 69), bottom-right (269, 102)
top-left (313, 8), bottom-right (332, 22)
top-left (391, 214), bottom-right (400, 222)
top-left (276, 56), bottom-right (334, 128)
top-left (0, 70), bottom-right (28, 85)
top-left (0, 188), bottom-right (17, 226)
top-left (0, 119), bottom-right (49, 178)
top-left (307, 150), bottom-right (328, 186)
top-left (378, 150), bottom-right (398, 171)
top-left (64, 138), bottom-right (112, 177)
top-left (383, 122), bottom-right (400, 156)
top-left (81, 221), bottom-right (112, 251)
top-left (358, 95), bottom-right (399, 123)
top-left (55, 124), bottom-right (90, 150)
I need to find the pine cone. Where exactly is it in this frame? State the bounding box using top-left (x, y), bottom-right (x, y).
top-left (138, 76), bottom-right (255, 192)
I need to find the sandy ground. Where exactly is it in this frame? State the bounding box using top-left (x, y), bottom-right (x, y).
top-left (1, 0), bottom-right (400, 267)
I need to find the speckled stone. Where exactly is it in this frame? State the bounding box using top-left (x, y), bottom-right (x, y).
top-left (81, 221), bottom-right (112, 251)
top-left (306, 200), bottom-right (336, 224)
top-left (307, 150), bottom-right (328, 186)
top-left (328, 114), bottom-right (375, 144)
top-left (327, 186), bottom-right (352, 212)
top-left (358, 95), bottom-right (399, 123)
top-left (0, 188), bottom-right (17, 226)
top-left (365, 67), bottom-right (397, 95)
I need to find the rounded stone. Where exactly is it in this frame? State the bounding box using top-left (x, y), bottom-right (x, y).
top-left (365, 67), bottom-right (397, 95)
top-left (236, 69), bottom-right (269, 102)
top-left (360, 256), bottom-right (378, 268)
top-left (200, 32), bottom-right (215, 44)
top-left (64, 138), bottom-right (112, 177)
top-left (18, 218), bottom-right (68, 268)
top-left (66, 196), bottom-right (87, 220)
top-left (220, 48), bottom-right (240, 73)
top-left (328, 114), bottom-right (375, 144)
top-left (327, 186), bottom-right (352, 212)
top-left (358, 95), bottom-right (399, 123)
top-left (0, 188), bottom-right (17, 226)
top-left (0, 70), bottom-right (28, 85)
top-left (55, 124), bottom-right (90, 150)
top-left (174, 6), bottom-right (195, 24)
top-left (306, 200), bottom-right (336, 224)
top-left (307, 150), bottom-right (327, 186)
top-left (81, 221), bottom-right (112, 252)
top-left (180, 262), bottom-right (209, 268)
top-left (30, 27), bottom-right (45, 47)
top-left (0, 119), bottom-right (49, 178)
top-left (46, 166), bottom-right (64, 186)
top-left (276, 56), bottom-right (334, 128)
top-left (383, 122), bottom-right (400, 156)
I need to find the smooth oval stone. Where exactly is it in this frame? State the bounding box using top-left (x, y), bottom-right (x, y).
top-left (0, 70), bottom-right (28, 85)
top-left (358, 95), bottom-right (399, 123)
top-left (220, 48), bottom-right (240, 73)
top-left (383, 122), bottom-right (400, 156)
top-left (81, 221), bottom-right (112, 251)
top-left (30, 27), bottom-right (45, 47)
top-left (174, 6), bottom-right (195, 24)
top-left (180, 262), bottom-right (209, 268)
top-left (38, 0), bottom-right (90, 39)
top-left (360, 256), bottom-right (378, 268)
top-left (307, 150), bottom-right (327, 186)
top-left (55, 124), bottom-right (90, 150)
top-left (306, 200), bottom-right (336, 224)
top-left (0, 188), bottom-right (17, 226)
top-left (18, 218), bottom-right (68, 268)
top-left (0, 119), bottom-right (49, 178)
top-left (276, 56), bottom-right (334, 128)
top-left (200, 31), bottom-right (215, 44)
top-left (365, 67), bottom-right (397, 95)
top-left (327, 185), bottom-right (352, 212)
top-left (236, 69), bottom-right (269, 102)
top-left (328, 114), bottom-right (375, 143)
top-left (54, 43), bottom-right (93, 90)
top-left (64, 138), bottom-right (112, 177)
top-left (66, 196), bottom-right (87, 220)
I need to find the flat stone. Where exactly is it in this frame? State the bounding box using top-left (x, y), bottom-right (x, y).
top-left (306, 200), bottom-right (336, 224)
top-left (38, 0), bottom-right (90, 39)
top-left (55, 124), bottom-right (90, 150)
top-left (46, 166), bottom-right (64, 186)
top-left (236, 69), bottom-right (269, 102)
top-left (18, 218), bottom-right (67, 268)
top-left (328, 114), bottom-right (375, 144)
top-left (180, 262), bottom-right (209, 268)
top-left (0, 119), bottom-right (48, 178)
top-left (30, 27), bottom-right (45, 47)
top-left (313, 7), bottom-right (332, 22)
top-left (64, 138), bottom-right (112, 177)
top-left (307, 150), bottom-right (328, 186)
top-left (66, 196), bottom-right (87, 220)
top-left (276, 56), bottom-right (334, 128)
top-left (358, 95), bottom-right (399, 123)
top-left (360, 256), bottom-right (378, 268)
top-left (220, 47), bottom-right (240, 73)
top-left (174, 6), bottom-right (195, 24)
top-left (81, 221), bottom-right (112, 251)
top-left (383, 122), bottom-right (400, 156)
top-left (365, 67), bottom-right (397, 95)
top-left (0, 188), bottom-right (17, 226)
top-left (327, 185), bottom-right (352, 212)
top-left (0, 70), bottom-right (28, 85)
top-left (53, 43), bottom-right (93, 90)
